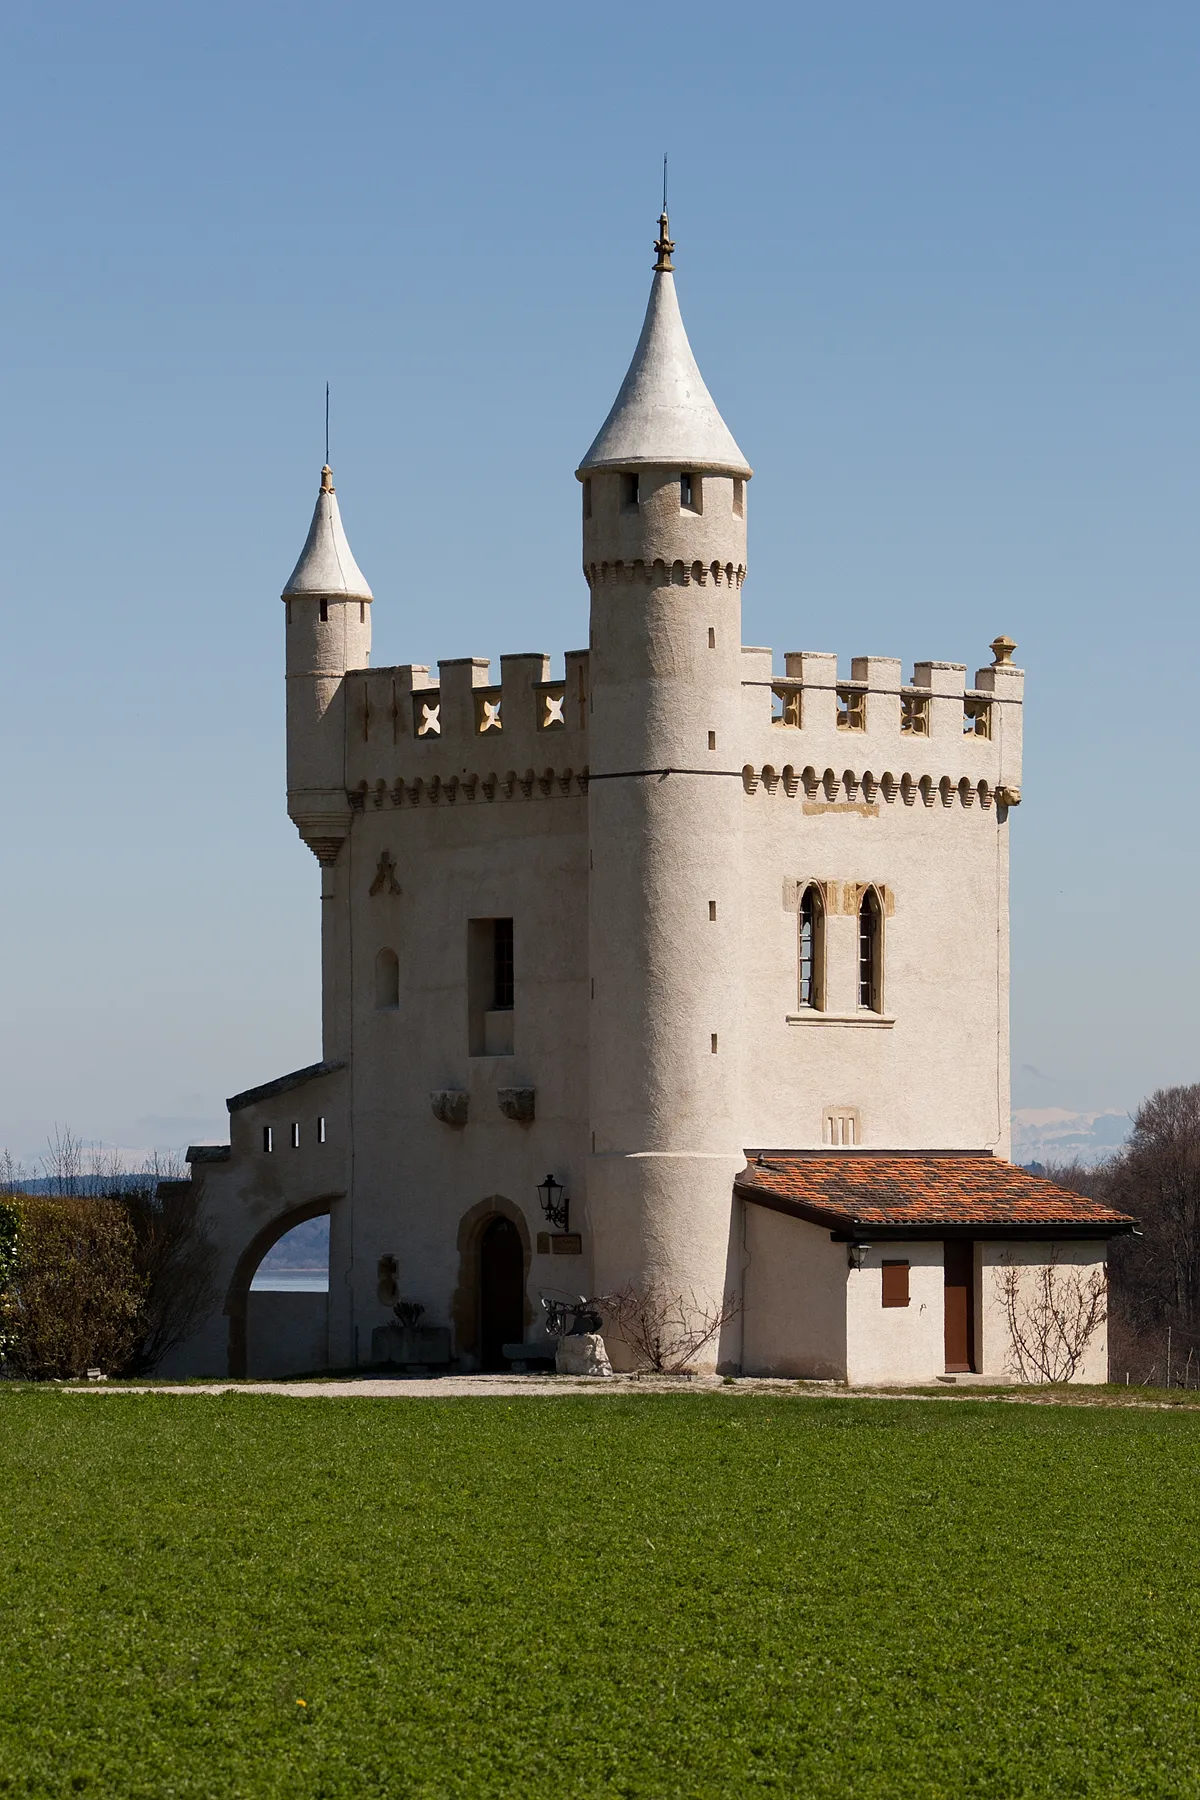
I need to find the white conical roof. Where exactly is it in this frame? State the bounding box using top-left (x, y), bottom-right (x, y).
top-left (282, 466), bottom-right (373, 601)
top-left (578, 231), bottom-right (750, 478)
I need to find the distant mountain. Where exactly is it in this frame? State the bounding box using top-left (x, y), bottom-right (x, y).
top-left (257, 1215), bottom-right (329, 1273)
top-left (1011, 1108), bottom-right (1130, 1168)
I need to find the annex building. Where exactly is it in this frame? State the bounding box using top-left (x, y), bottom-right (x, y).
top-left (165, 211), bottom-right (1132, 1383)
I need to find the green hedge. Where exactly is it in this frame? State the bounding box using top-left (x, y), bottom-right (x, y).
top-left (0, 1195), bottom-right (145, 1379)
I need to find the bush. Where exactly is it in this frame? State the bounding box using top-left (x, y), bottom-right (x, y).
top-left (0, 1195), bottom-right (145, 1379)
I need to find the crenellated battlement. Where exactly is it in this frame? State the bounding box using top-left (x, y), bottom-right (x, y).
top-left (740, 636), bottom-right (1025, 797)
top-left (341, 650), bottom-right (590, 795)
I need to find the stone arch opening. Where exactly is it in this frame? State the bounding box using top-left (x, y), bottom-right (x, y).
top-left (452, 1196), bottom-right (532, 1370)
top-left (225, 1194), bottom-right (338, 1378)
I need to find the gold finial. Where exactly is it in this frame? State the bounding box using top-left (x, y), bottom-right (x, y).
top-left (654, 209), bottom-right (675, 272)
top-left (320, 464), bottom-right (335, 495)
top-left (990, 634), bottom-right (1016, 667)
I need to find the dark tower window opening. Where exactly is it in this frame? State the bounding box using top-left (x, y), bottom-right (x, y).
top-left (733, 477), bottom-right (745, 517)
top-left (583, 477), bottom-right (592, 519)
top-left (620, 472), bottom-right (640, 510)
top-left (359, 601), bottom-right (366, 624)
top-left (319, 598), bottom-right (329, 623)
top-left (858, 888), bottom-right (883, 1012)
top-left (681, 472), bottom-right (701, 512)
top-left (492, 917), bottom-right (514, 1011)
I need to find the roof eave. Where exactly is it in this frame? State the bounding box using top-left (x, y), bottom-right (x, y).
top-left (575, 455), bottom-right (754, 480)
top-left (734, 1182), bottom-right (1136, 1241)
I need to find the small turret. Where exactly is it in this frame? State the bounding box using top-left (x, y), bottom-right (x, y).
top-left (283, 464), bottom-right (373, 866)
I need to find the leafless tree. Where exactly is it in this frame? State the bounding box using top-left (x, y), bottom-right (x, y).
top-left (1102, 1085), bottom-right (1200, 1380)
top-left (41, 1124), bottom-right (86, 1196)
top-left (999, 1253), bottom-right (1107, 1383)
top-left (120, 1158), bottom-right (219, 1373)
top-left (0, 1150), bottom-right (33, 1193)
top-left (598, 1284), bottom-right (740, 1375)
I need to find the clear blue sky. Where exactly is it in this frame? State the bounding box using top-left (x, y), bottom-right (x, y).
top-left (1, 1), bottom-right (1197, 1161)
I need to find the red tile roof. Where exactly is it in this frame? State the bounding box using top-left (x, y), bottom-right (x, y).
top-left (735, 1151), bottom-right (1135, 1239)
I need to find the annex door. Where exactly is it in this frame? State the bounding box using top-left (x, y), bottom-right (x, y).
top-left (479, 1216), bottom-right (525, 1370)
top-left (943, 1240), bottom-right (976, 1373)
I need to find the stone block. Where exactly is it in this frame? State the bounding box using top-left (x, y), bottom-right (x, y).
top-left (430, 1090), bottom-right (468, 1127)
top-left (371, 1324), bottom-right (452, 1367)
top-left (555, 1332), bottom-right (613, 1377)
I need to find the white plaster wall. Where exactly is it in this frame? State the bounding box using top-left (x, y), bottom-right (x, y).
top-left (736, 648), bottom-right (1018, 1157)
top-left (335, 785), bottom-right (591, 1370)
top-left (979, 1241), bottom-right (1108, 1383)
top-left (246, 1291), bottom-right (329, 1379)
top-left (742, 1207), bottom-right (847, 1378)
top-left (845, 1241), bottom-right (945, 1386)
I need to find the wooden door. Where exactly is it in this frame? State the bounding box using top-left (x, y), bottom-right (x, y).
top-left (479, 1216), bottom-right (525, 1370)
top-left (943, 1240), bottom-right (975, 1373)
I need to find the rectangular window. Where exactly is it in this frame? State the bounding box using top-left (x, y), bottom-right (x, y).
top-left (680, 472), bottom-right (701, 512)
top-left (319, 599), bottom-right (329, 623)
top-left (262, 1126), bottom-right (273, 1153)
top-left (882, 1261), bottom-right (910, 1307)
top-left (290, 1122), bottom-right (300, 1149)
top-left (708, 730), bottom-right (717, 750)
top-left (317, 1115), bottom-right (326, 1144)
top-left (733, 477), bottom-right (744, 517)
top-left (901, 691), bottom-right (930, 736)
top-left (620, 472), bottom-right (640, 510)
top-left (469, 918), bottom-right (515, 1056)
top-left (964, 697), bottom-right (992, 739)
top-left (837, 685), bottom-right (866, 731)
top-left (583, 477), bottom-right (592, 519)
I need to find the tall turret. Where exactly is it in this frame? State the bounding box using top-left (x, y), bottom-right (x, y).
top-left (283, 464), bottom-right (373, 865)
top-left (580, 214), bottom-right (751, 1364)
top-left (283, 464), bottom-right (372, 1063)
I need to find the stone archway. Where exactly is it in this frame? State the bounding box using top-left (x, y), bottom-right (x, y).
top-left (451, 1196), bottom-right (532, 1368)
top-left (225, 1193), bottom-right (340, 1378)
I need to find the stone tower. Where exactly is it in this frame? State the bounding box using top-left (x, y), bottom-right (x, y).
top-left (579, 213), bottom-right (752, 1346)
top-left (283, 463), bottom-right (373, 1058)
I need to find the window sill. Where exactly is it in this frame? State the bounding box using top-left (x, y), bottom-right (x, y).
top-left (786, 1012), bottom-right (895, 1029)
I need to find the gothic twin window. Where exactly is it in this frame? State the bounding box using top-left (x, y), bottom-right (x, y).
top-left (796, 884), bottom-right (884, 1013)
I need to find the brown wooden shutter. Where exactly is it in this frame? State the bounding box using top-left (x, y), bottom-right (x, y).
top-left (881, 1260), bottom-right (910, 1307)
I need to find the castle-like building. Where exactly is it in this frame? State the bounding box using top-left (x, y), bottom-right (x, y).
top-left (169, 212), bottom-right (1129, 1383)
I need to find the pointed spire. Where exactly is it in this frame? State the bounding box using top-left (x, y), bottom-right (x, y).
top-left (282, 464), bottom-right (373, 601)
top-left (578, 215), bottom-right (750, 478)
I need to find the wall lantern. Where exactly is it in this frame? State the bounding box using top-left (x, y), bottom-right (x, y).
top-left (537, 1172), bottom-right (570, 1234)
top-left (846, 1242), bottom-right (871, 1271)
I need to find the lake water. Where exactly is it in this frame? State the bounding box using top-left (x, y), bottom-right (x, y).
top-left (250, 1271), bottom-right (329, 1293)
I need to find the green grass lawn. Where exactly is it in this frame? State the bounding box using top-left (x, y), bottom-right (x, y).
top-left (2, 1394), bottom-right (1199, 1798)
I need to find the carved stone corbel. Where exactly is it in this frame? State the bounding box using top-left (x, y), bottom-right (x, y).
top-left (431, 1091), bottom-right (468, 1127)
top-left (497, 1087), bottom-right (535, 1124)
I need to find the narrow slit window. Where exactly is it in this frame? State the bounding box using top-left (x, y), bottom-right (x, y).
top-left (858, 888), bottom-right (883, 1012)
top-left (359, 601), bottom-right (366, 624)
top-left (262, 1126), bottom-right (273, 1153)
top-left (375, 947), bottom-right (399, 1010)
top-left (583, 477), bottom-right (592, 519)
top-left (681, 472), bottom-right (701, 512)
top-left (319, 598), bottom-right (329, 623)
top-left (733, 478), bottom-right (744, 518)
top-left (290, 1122), bottom-right (300, 1149)
top-left (620, 472), bottom-right (640, 510)
top-left (492, 917), bottom-right (514, 1011)
top-left (798, 884), bottom-right (825, 1010)
top-left (317, 1115), bottom-right (326, 1145)
top-left (708, 627), bottom-right (716, 649)
top-left (708, 731), bottom-right (717, 751)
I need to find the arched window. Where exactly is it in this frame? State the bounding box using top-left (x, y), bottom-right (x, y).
top-left (798, 884), bottom-right (825, 1010)
top-left (858, 888), bottom-right (883, 1012)
top-left (375, 947), bottom-right (399, 1010)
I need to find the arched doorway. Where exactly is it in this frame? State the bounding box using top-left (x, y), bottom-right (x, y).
top-left (479, 1215), bottom-right (525, 1370)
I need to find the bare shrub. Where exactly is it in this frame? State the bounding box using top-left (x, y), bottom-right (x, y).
top-left (999, 1253), bottom-right (1107, 1384)
top-left (599, 1284), bottom-right (739, 1375)
top-left (1, 1196), bottom-right (145, 1378)
top-left (121, 1165), bottom-right (219, 1375)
